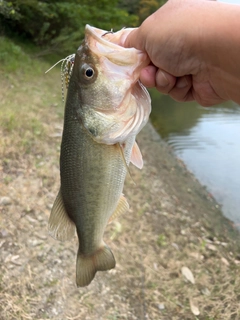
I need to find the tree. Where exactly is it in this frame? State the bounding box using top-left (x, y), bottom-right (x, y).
top-left (118, 0), bottom-right (166, 23)
top-left (0, 0), bottom-right (138, 54)
top-left (138, 0), bottom-right (165, 22)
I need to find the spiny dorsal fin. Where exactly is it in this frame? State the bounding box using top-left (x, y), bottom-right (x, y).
top-left (108, 194), bottom-right (129, 224)
top-left (130, 141), bottom-right (143, 169)
top-left (48, 190), bottom-right (76, 241)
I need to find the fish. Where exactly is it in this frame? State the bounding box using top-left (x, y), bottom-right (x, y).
top-left (48, 25), bottom-right (151, 287)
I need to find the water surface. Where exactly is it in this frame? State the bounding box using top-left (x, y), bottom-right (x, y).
top-left (150, 91), bottom-right (240, 227)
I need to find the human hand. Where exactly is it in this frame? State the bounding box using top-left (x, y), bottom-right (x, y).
top-left (124, 0), bottom-right (240, 106)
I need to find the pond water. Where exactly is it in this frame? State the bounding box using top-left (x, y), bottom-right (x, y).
top-left (150, 90), bottom-right (240, 227)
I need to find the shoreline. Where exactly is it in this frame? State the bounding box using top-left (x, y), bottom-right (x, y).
top-left (137, 121), bottom-right (240, 247)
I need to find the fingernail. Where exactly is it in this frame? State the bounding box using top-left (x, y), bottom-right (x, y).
top-left (158, 71), bottom-right (169, 87)
top-left (176, 77), bottom-right (188, 88)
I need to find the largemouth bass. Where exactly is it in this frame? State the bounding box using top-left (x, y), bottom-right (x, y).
top-left (48, 25), bottom-right (151, 287)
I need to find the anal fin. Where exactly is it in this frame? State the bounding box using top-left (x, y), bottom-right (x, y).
top-left (108, 194), bottom-right (129, 224)
top-left (48, 189), bottom-right (76, 241)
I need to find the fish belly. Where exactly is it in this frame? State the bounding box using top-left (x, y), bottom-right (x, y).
top-left (60, 117), bottom-right (133, 254)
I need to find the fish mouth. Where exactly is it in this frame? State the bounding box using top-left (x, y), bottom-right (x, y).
top-left (85, 24), bottom-right (149, 71)
top-left (85, 24), bottom-right (131, 48)
top-left (75, 25), bottom-right (151, 145)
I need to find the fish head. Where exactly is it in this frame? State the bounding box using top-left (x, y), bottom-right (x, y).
top-left (70, 25), bottom-right (151, 144)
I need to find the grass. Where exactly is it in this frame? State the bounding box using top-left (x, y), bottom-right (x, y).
top-left (1, 35), bottom-right (240, 320)
top-left (0, 36), bottom-right (63, 158)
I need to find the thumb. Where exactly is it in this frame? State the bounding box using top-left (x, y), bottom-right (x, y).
top-left (122, 28), bottom-right (143, 50)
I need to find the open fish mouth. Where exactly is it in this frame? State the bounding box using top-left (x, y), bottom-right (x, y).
top-left (46, 25), bottom-right (150, 108)
top-left (85, 25), bottom-right (148, 71)
top-left (73, 25), bottom-right (151, 145)
top-left (46, 25), bottom-right (151, 145)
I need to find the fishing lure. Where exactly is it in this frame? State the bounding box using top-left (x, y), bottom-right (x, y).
top-left (45, 53), bottom-right (75, 102)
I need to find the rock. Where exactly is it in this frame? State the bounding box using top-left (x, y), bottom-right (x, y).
top-left (171, 242), bottom-right (179, 250)
top-left (0, 229), bottom-right (9, 238)
top-left (28, 239), bottom-right (44, 247)
top-left (158, 303), bottom-right (165, 310)
top-left (207, 244), bottom-right (217, 251)
top-left (0, 196), bottom-right (12, 206)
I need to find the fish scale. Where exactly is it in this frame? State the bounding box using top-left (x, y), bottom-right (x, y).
top-left (48, 24), bottom-right (151, 287)
top-left (60, 101), bottom-right (132, 252)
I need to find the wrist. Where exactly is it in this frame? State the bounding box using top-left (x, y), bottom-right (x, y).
top-left (191, 1), bottom-right (240, 102)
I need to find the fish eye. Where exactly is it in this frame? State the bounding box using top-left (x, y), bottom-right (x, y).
top-left (85, 68), bottom-right (94, 78)
top-left (80, 63), bottom-right (97, 83)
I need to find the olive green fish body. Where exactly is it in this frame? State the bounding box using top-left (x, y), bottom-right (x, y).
top-left (60, 89), bottom-right (133, 255)
top-left (50, 80), bottom-right (134, 286)
top-left (48, 24), bottom-right (151, 287)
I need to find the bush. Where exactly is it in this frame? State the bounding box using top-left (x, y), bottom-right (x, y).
top-left (0, 0), bottom-right (138, 54)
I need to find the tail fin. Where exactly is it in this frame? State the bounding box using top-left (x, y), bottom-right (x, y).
top-left (76, 245), bottom-right (116, 287)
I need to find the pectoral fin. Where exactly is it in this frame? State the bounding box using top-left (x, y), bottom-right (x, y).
top-left (117, 143), bottom-right (130, 172)
top-left (130, 141), bottom-right (143, 169)
top-left (108, 194), bottom-right (129, 224)
top-left (48, 190), bottom-right (76, 241)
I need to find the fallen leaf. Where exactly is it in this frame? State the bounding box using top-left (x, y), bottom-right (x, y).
top-left (221, 257), bottom-right (230, 266)
top-left (207, 244), bottom-right (217, 251)
top-left (181, 266), bottom-right (195, 284)
top-left (189, 299), bottom-right (200, 315)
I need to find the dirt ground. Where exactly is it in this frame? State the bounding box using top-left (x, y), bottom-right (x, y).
top-left (1, 52), bottom-right (240, 319)
top-left (1, 116), bottom-right (240, 319)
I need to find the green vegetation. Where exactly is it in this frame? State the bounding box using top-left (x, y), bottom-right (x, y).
top-left (157, 233), bottom-right (167, 247)
top-left (0, 36), bottom-right (31, 72)
top-left (0, 35), bottom-right (62, 158)
top-left (0, 0), bottom-right (168, 154)
top-left (0, 0), bottom-right (133, 55)
top-left (118, 0), bottom-right (165, 21)
top-left (0, 0), bottom-right (167, 55)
